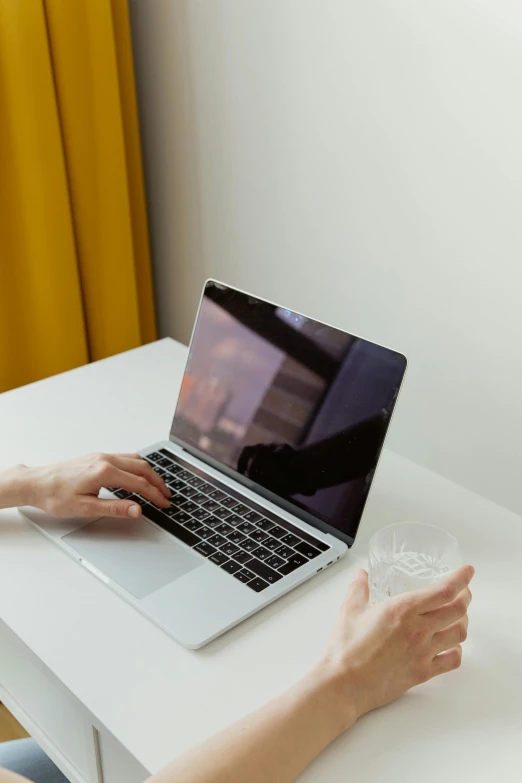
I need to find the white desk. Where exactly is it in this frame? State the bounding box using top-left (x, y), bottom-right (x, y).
top-left (0, 338), bottom-right (520, 783)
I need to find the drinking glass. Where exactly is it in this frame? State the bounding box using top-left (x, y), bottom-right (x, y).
top-left (369, 522), bottom-right (462, 604)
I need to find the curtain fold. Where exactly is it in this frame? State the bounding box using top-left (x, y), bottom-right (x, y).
top-left (0, 0), bottom-right (156, 393)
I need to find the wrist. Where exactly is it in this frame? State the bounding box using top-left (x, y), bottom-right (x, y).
top-left (304, 660), bottom-right (361, 736)
top-left (0, 464), bottom-right (40, 509)
top-left (21, 465), bottom-right (41, 507)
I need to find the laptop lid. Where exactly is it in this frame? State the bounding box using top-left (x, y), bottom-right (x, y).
top-left (169, 281), bottom-right (407, 546)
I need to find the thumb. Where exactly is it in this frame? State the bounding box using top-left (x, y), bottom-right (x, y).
top-left (86, 498), bottom-right (143, 519)
top-left (346, 568), bottom-right (370, 609)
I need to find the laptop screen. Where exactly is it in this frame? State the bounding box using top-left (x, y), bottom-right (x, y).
top-left (170, 281), bottom-right (407, 544)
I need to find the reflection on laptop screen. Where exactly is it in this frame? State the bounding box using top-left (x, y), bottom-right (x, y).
top-left (170, 281), bottom-right (407, 542)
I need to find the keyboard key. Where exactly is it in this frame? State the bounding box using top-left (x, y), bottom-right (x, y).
top-left (263, 537), bottom-right (281, 551)
top-left (178, 469), bottom-right (193, 481)
top-left (202, 500), bottom-right (221, 513)
top-left (146, 452), bottom-right (163, 463)
top-left (193, 542), bottom-right (217, 558)
top-left (221, 497), bottom-right (239, 509)
top-left (281, 533), bottom-right (301, 548)
top-left (278, 554), bottom-right (308, 575)
top-left (192, 492), bottom-right (209, 505)
top-left (196, 526), bottom-right (214, 539)
top-left (186, 476), bottom-right (205, 488)
top-left (226, 514), bottom-right (243, 526)
top-left (232, 550), bottom-right (253, 565)
top-left (168, 478), bottom-right (186, 492)
top-left (184, 519), bottom-right (203, 532)
top-left (180, 500), bottom-right (199, 514)
top-left (237, 521), bottom-right (256, 535)
top-left (205, 516), bottom-right (222, 529)
top-left (298, 535), bottom-right (329, 553)
top-left (172, 510), bottom-right (191, 524)
top-left (252, 546), bottom-right (271, 561)
top-left (165, 464), bottom-right (181, 475)
top-left (161, 517), bottom-right (201, 545)
top-left (233, 503), bottom-right (250, 516)
top-left (240, 538), bottom-right (258, 553)
top-left (266, 554), bottom-right (285, 569)
top-left (243, 510), bottom-right (263, 524)
top-left (233, 569), bottom-right (253, 583)
top-left (215, 522), bottom-right (234, 536)
top-left (181, 486), bottom-right (199, 499)
top-left (213, 507), bottom-right (232, 520)
top-left (114, 489), bottom-right (129, 498)
top-left (221, 560), bottom-right (241, 574)
top-left (156, 457), bottom-right (173, 468)
top-left (254, 518), bottom-right (275, 531)
top-left (208, 533), bottom-right (227, 547)
top-left (268, 525), bottom-right (286, 539)
top-left (240, 567), bottom-right (255, 580)
top-left (220, 541), bottom-right (240, 557)
top-left (199, 482), bottom-right (215, 494)
top-left (275, 545), bottom-right (294, 560)
top-left (169, 493), bottom-right (183, 505)
top-left (247, 559), bottom-right (283, 584)
top-left (159, 448), bottom-right (177, 459)
top-left (127, 494), bottom-right (142, 504)
top-left (149, 498), bottom-right (167, 512)
top-left (294, 542), bottom-right (321, 559)
top-left (250, 529), bottom-right (269, 543)
top-left (289, 552), bottom-right (307, 567)
top-left (191, 508), bottom-right (211, 522)
top-left (247, 577), bottom-right (270, 592)
top-left (208, 489), bottom-right (227, 502)
top-left (209, 551), bottom-right (228, 566)
top-left (144, 506), bottom-right (200, 547)
top-left (227, 531), bottom-right (247, 545)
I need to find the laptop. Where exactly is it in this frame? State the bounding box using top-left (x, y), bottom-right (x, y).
top-left (20, 280), bottom-right (407, 648)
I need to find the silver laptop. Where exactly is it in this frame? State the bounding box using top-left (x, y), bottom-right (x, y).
top-left (20, 281), bottom-right (407, 648)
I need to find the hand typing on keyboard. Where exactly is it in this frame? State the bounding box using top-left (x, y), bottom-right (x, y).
top-left (0, 453), bottom-right (170, 518)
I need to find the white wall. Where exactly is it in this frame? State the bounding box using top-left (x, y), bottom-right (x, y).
top-left (129, 0), bottom-right (522, 515)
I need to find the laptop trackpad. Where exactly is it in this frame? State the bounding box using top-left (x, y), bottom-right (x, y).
top-left (62, 517), bottom-right (203, 599)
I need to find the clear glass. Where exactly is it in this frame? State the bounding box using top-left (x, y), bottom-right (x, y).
top-left (369, 522), bottom-right (462, 604)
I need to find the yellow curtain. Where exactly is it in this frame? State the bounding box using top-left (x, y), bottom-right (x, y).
top-left (0, 0), bottom-right (156, 393)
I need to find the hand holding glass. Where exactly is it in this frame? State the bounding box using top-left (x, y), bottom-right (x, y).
top-left (369, 522), bottom-right (462, 604)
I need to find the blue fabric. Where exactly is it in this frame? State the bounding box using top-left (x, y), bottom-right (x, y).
top-left (0, 738), bottom-right (69, 783)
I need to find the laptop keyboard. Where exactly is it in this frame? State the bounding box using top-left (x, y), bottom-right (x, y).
top-left (107, 448), bottom-right (330, 593)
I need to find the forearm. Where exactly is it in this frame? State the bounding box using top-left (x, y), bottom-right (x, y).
top-left (0, 769), bottom-right (30, 783)
top-left (150, 664), bottom-right (356, 783)
top-left (0, 465), bottom-right (37, 509)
